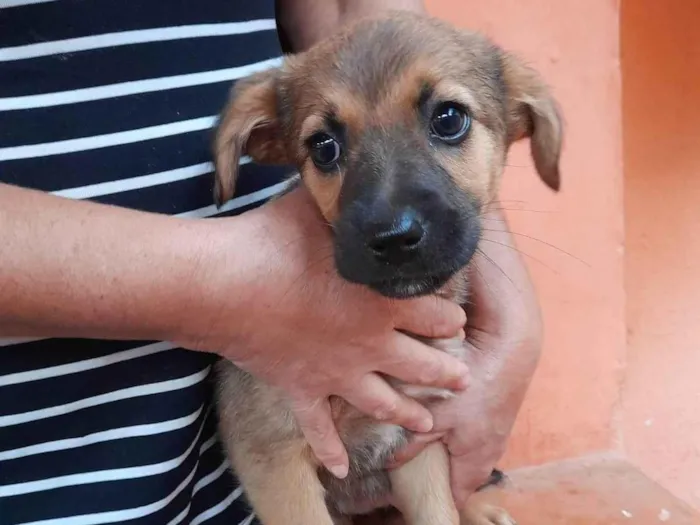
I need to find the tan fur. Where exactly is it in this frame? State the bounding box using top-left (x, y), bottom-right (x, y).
top-left (212, 11), bottom-right (563, 525)
top-left (390, 443), bottom-right (460, 524)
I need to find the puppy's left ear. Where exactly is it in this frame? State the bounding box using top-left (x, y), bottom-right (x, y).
top-left (214, 68), bottom-right (289, 206)
top-left (502, 53), bottom-right (563, 191)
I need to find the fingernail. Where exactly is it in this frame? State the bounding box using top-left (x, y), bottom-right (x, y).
top-left (416, 417), bottom-right (434, 433)
top-left (329, 464), bottom-right (348, 479)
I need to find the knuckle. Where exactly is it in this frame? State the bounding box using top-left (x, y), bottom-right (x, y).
top-left (418, 360), bottom-right (443, 384)
top-left (294, 406), bottom-right (333, 443)
top-left (305, 419), bottom-right (332, 442)
top-left (432, 300), bottom-right (463, 329)
top-left (373, 398), bottom-right (399, 421)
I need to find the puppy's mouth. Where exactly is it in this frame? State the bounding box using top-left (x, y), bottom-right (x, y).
top-left (368, 270), bottom-right (455, 299)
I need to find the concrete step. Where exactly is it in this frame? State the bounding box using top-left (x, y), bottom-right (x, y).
top-left (473, 453), bottom-right (700, 524)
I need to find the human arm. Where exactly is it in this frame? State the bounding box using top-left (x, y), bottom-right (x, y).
top-left (276, 0), bottom-right (426, 53)
top-left (0, 182), bottom-right (469, 477)
top-left (0, 183), bottom-right (212, 341)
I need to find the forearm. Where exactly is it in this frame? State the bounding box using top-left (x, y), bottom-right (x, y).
top-left (0, 183), bottom-right (223, 342)
top-left (484, 336), bottom-right (541, 427)
top-left (470, 205), bottom-right (543, 421)
top-left (277, 0), bottom-right (426, 52)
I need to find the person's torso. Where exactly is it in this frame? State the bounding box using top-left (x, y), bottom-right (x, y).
top-left (0, 2), bottom-right (289, 523)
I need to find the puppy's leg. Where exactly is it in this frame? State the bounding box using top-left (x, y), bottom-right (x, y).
top-left (230, 439), bottom-right (335, 525)
top-left (389, 442), bottom-right (459, 525)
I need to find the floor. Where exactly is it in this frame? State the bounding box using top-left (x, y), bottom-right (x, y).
top-left (472, 453), bottom-right (700, 525)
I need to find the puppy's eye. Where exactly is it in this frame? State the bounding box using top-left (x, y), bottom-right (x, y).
top-left (308, 133), bottom-right (341, 172)
top-left (430, 103), bottom-right (471, 145)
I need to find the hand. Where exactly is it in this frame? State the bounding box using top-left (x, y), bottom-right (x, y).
top-left (178, 187), bottom-right (470, 479)
top-left (387, 204), bottom-right (543, 506)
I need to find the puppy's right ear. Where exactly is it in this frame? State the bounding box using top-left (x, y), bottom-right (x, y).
top-left (501, 53), bottom-right (563, 192)
top-left (214, 68), bottom-right (289, 206)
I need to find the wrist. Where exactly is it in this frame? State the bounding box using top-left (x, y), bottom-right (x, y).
top-left (161, 215), bottom-right (260, 354)
top-left (474, 338), bottom-right (540, 431)
top-left (172, 187), bottom-right (329, 357)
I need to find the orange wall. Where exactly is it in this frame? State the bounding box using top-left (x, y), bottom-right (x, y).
top-left (621, 0), bottom-right (700, 509)
top-left (425, 0), bottom-right (700, 509)
top-left (426, 0), bottom-right (626, 467)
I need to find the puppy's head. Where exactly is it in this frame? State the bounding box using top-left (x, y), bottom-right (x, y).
top-left (214, 12), bottom-right (563, 299)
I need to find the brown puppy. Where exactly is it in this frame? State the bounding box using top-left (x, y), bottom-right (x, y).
top-left (213, 11), bottom-right (562, 525)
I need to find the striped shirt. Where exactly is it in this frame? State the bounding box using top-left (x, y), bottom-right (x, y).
top-left (0, 1), bottom-right (292, 523)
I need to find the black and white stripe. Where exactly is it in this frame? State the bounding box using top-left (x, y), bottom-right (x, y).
top-left (0, 1), bottom-right (291, 523)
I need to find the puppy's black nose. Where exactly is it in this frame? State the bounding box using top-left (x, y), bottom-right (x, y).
top-left (366, 209), bottom-right (426, 263)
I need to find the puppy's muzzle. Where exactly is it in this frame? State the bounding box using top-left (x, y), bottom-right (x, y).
top-left (334, 192), bottom-right (479, 299)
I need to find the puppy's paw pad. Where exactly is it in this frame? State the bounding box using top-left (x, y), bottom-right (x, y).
top-left (462, 505), bottom-right (516, 525)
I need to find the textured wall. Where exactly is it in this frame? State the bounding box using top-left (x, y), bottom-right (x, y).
top-left (621, 0), bottom-right (700, 509)
top-left (425, 0), bottom-right (626, 466)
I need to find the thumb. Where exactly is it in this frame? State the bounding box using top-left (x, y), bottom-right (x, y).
top-left (385, 431), bottom-right (444, 469)
top-left (392, 296), bottom-right (466, 339)
top-left (290, 396), bottom-right (349, 479)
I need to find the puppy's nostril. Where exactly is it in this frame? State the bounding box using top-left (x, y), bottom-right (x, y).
top-left (367, 211), bottom-right (426, 258)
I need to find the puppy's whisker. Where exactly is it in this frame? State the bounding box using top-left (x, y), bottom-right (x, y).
top-left (478, 238), bottom-right (561, 276)
top-left (276, 234), bottom-right (320, 250)
top-left (479, 198), bottom-right (538, 215)
top-left (482, 207), bottom-right (555, 214)
top-left (275, 233), bottom-right (336, 254)
top-left (279, 252), bottom-right (336, 303)
top-left (471, 259), bottom-right (498, 304)
top-left (474, 248), bottom-right (516, 290)
top-left (489, 199), bottom-right (529, 205)
top-left (479, 228), bottom-right (590, 267)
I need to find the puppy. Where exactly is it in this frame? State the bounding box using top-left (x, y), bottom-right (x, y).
top-left (212, 11), bottom-right (562, 525)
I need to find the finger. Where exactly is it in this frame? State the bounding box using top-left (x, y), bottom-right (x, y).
top-left (392, 296), bottom-right (466, 339)
top-left (290, 396), bottom-right (349, 479)
top-left (385, 431), bottom-right (444, 469)
top-left (342, 373), bottom-right (435, 433)
top-left (382, 332), bottom-right (469, 391)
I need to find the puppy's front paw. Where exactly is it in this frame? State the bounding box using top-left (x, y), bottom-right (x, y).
top-left (461, 503), bottom-right (516, 525)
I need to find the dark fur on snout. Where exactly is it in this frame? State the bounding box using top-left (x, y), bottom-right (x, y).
top-left (212, 11), bottom-right (563, 525)
top-left (333, 126), bottom-right (483, 298)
